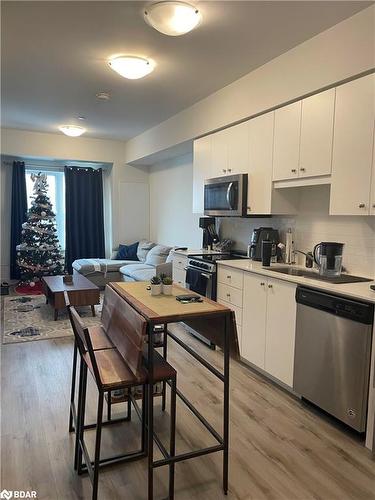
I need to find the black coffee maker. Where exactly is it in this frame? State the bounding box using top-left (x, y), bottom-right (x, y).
top-left (249, 227), bottom-right (279, 261)
top-left (199, 217), bottom-right (219, 249)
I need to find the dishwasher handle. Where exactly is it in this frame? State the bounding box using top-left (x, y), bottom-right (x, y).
top-left (296, 286), bottom-right (374, 325)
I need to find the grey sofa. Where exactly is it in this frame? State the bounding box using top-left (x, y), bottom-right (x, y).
top-left (72, 240), bottom-right (173, 288)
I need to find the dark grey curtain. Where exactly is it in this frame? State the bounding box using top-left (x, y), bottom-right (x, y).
top-left (10, 161), bottom-right (27, 280)
top-left (64, 167), bottom-right (105, 273)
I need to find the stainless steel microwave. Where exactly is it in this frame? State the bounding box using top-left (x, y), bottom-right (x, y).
top-left (204, 173), bottom-right (248, 216)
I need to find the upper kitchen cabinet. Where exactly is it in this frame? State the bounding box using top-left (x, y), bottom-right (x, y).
top-left (248, 112), bottom-right (274, 214)
top-left (192, 135), bottom-right (211, 214)
top-left (272, 101), bottom-right (301, 181)
top-left (299, 89), bottom-right (335, 178)
top-left (211, 122), bottom-right (249, 177)
top-left (330, 74), bottom-right (375, 215)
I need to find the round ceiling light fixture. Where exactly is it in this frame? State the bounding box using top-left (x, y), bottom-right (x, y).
top-left (108, 56), bottom-right (155, 79)
top-left (59, 125), bottom-right (86, 137)
top-left (144, 1), bottom-right (201, 36)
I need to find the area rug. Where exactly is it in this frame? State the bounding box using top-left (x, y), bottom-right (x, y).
top-left (1, 295), bottom-right (102, 344)
top-left (14, 281), bottom-right (44, 295)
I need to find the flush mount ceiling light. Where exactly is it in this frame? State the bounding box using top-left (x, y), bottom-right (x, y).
top-left (108, 56), bottom-right (155, 79)
top-left (144, 1), bottom-right (201, 36)
top-left (59, 125), bottom-right (86, 137)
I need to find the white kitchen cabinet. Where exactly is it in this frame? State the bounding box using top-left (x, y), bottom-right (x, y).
top-left (211, 122), bottom-right (249, 177)
top-left (264, 278), bottom-right (297, 387)
top-left (272, 101), bottom-right (301, 181)
top-left (193, 135), bottom-right (212, 214)
top-left (299, 89), bottom-right (335, 178)
top-left (211, 129), bottom-right (228, 177)
top-left (248, 112), bottom-right (274, 214)
top-left (172, 254), bottom-right (187, 286)
top-left (371, 129), bottom-right (375, 216)
top-left (226, 122), bottom-right (249, 175)
top-left (242, 273), bottom-right (267, 369)
top-left (242, 272), bottom-right (297, 387)
top-left (330, 74), bottom-right (375, 215)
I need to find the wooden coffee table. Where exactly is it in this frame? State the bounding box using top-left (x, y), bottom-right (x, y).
top-left (42, 275), bottom-right (100, 320)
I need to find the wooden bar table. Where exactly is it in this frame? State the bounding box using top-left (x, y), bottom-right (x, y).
top-left (109, 281), bottom-right (238, 500)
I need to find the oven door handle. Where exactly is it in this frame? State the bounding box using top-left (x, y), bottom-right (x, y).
top-left (201, 273), bottom-right (212, 279)
top-left (226, 182), bottom-right (234, 210)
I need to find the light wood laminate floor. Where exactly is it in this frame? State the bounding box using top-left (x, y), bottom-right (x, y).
top-left (1, 324), bottom-right (375, 500)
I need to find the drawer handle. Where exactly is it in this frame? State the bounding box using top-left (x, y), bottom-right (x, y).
top-left (358, 203), bottom-right (366, 208)
top-left (226, 293), bottom-right (231, 297)
top-left (291, 169), bottom-right (297, 173)
top-left (300, 167), bottom-right (306, 172)
top-left (260, 282), bottom-right (265, 286)
top-left (268, 284), bottom-right (273, 288)
top-left (222, 169), bottom-right (227, 173)
top-left (227, 275), bottom-right (231, 279)
top-left (227, 168), bottom-right (232, 173)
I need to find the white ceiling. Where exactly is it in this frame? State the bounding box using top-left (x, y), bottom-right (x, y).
top-left (1, 1), bottom-right (372, 141)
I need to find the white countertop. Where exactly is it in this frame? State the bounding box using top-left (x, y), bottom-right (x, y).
top-left (217, 260), bottom-right (375, 304)
top-left (173, 248), bottom-right (223, 257)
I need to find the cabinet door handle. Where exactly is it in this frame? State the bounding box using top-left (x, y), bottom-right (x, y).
top-left (222, 169), bottom-right (227, 174)
top-left (226, 293), bottom-right (231, 297)
top-left (226, 275), bottom-right (231, 279)
top-left (247, 206), bottom-right (251, 212)
top-left (300, 167), bottom-right (306, 172)
top-left (227, 168), bottom-right (232, 173)
top-left (260, 282), bottom-right (265, 286)
top-left (372, 203), bottom-right (375, 209)
top-left (268, 284), bottom-right (273, 288)
top-left (291, 169), bottom-right (297, 173)
top-left (358, 203), bottom-right (366, 208)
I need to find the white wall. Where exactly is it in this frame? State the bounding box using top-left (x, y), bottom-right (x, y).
top-left (0, 128), bottom-right (149, 280)
top-left (219, 185), bottom-right (375, 278)
top-left (149, 154), bottom-right (201, 249)
top-left (124, 6), bottom-right (375, 164)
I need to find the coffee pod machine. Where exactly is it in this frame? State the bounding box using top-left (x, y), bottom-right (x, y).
top-left (199, 217), bottom-right (219, 250)
top-left (248, 227), bottom-right (280, 262)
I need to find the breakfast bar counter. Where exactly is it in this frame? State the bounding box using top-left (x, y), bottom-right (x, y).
top-left (109, 281), bottom-right (238, 499)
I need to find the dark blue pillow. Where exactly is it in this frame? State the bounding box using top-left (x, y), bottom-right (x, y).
top-left (116, 242), bottom-right (139, 261)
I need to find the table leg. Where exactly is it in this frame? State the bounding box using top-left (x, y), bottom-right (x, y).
top-left (147, 321), bottom-right (154, 500)
top-left (162, 324), bottom-right (168, 412)
top-left (223, 313), bottom-right (230, 495)
top-left (91, 305), bottom-right (96, 317)
top-left (54, 308), bottom-right (58, 321)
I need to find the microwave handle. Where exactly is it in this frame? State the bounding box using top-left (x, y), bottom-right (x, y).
top-left (226, 182), bottom-right (234, 210)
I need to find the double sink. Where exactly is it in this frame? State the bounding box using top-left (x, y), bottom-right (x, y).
top-left (268, 266), bottom-right (372, 284)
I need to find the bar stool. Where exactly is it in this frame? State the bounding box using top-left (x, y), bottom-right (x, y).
top-left (65, 290), bottom-right (177, 500)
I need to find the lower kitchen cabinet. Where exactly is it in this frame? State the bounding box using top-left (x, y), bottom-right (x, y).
top-left (242, 273), bottom-right (268, 369)
top-left (172, 254), bottom-right (187, 286)
top-left (264, 278), bottom-right (296, 387)
top-left (242, 273), bottom-right (297, 387)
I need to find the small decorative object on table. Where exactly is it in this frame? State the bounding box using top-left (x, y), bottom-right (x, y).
top-left (63, 274), bottom-right (73, 284)
top-left (162, 276), bottom-right (173, 295)
top-left (150, 275), bottom-right (162, 296)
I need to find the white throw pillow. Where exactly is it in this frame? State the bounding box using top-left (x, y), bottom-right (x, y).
top-left (145, 245), bottom-right (172, 267)
top-left (137, 240), bottom-right (156, 263)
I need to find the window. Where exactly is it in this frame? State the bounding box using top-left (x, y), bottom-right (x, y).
top-left (25, 169), bottom-right (66, 250)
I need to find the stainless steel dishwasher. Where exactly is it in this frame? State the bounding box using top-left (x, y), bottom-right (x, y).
top-left (294, 286), bottom-right (374, 432)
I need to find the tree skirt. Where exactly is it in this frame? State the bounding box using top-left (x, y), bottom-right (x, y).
top-left (1, 295), bottom-right (102, 344)
top-left (15, 281), bottom-right (44, 295)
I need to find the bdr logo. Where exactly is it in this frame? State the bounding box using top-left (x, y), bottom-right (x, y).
top-left (0, 491), bottom-right (37, 499)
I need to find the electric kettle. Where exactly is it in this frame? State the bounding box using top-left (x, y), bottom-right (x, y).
top-left (313, 242), bottom-right (344, 277)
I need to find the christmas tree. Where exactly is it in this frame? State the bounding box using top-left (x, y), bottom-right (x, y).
top-left (17, 172), bottom-right (64, 285)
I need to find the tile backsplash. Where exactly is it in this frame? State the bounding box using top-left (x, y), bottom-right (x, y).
top-left (218, 186), bottom-right (375, 278)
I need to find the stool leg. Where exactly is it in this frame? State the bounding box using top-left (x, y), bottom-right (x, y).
top-left (77, 364), bottom-right (88, 475)
top-left (141, 385), bottom-right (147, 453)
top-left (74, 359), bottom-right (84, 470)
top-left (107, 391), bottom-right (112, 421)
top-left (69, 342), bottom-right (78, 432)
top-left (127, 393), bottom-right (132, 421)
top-left (162, 329), bottom-right (168, 412)
top-left (169, 377), bottom-right (177, 500)
top-left (92, 391), bottom-right (104, 500)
